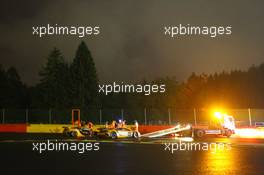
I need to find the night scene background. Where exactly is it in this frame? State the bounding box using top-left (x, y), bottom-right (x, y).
top-left (2, 1), bottom-right (264, 175)
top-left (1, 0), bottom-right (264, 113)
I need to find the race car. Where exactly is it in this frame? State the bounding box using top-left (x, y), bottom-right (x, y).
top-left (63, 126), bottom-right (93, 138)
top-left (97, 127), bottom-right (141, 139)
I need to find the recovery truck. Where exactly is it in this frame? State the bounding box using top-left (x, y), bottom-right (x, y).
top-left (140, 112), bottom-right (235, 139)
top-left (191, 112), bottom-right (235, 138)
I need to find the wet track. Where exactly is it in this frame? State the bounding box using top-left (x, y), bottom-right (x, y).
top-left (1, 133), bottom-right (264, 175)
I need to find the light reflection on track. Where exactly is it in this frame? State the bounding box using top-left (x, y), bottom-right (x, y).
top-left (1, 136), bottom-right (264, 148)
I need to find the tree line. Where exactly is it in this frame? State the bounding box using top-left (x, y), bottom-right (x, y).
top-left (1, 41), bottom-right (264, 109)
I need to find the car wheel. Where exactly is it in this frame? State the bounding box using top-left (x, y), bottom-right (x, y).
top-left (63, 127), bottom-right (70, 136)
top-left (196, 130), bottom-right (204, 138)
top-left (111, 132), bottom-right (118, 139)
top-left (226, 130), bottom-right (232, 138)
top-left (71, 131), bottom-right (77, 137)
top-left (133, 132), bottom-right (140, 138)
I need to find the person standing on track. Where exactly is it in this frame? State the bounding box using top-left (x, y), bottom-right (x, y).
top-left (134, 120), bottom-right (139, 132)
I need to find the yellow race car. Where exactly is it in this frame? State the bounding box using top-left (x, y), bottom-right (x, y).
top-left (97, 127), bottom-right (140, 139)
top-left (62, 126), bottom-right (93, 138)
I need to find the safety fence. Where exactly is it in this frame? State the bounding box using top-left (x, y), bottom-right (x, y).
top-left (1, 108), bottom-right (264, 126)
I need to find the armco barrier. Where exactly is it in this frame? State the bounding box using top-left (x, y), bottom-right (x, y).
top-left (27, 124), bottom-right (71, 133)
top-left (0, 123), bottom-right (174, 134)
top-left (0, 124), bottom-right (27, 133)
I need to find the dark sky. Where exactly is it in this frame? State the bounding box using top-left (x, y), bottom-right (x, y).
top-left (1, 0), bottom-right (264, 85)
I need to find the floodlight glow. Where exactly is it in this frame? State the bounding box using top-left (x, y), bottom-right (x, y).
top-left (214, 111), bottom-right (222, 119)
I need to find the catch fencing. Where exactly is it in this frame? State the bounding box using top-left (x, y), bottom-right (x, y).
top-left (1, 108), bottom-right (264, 126)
